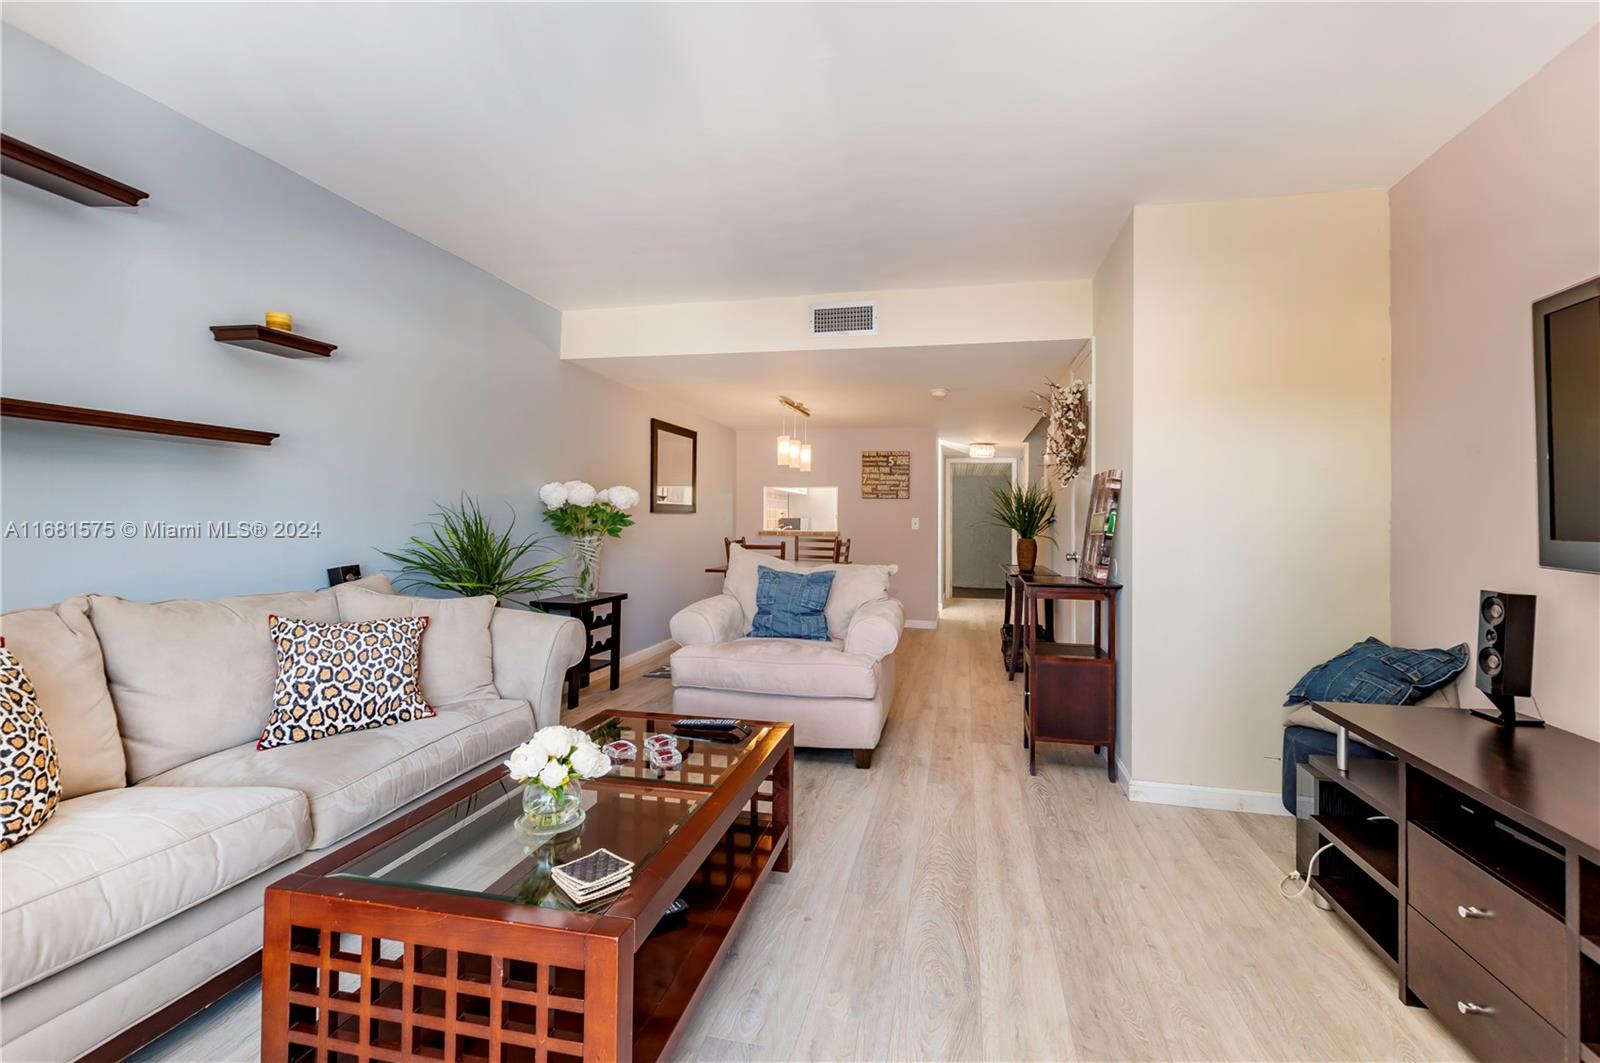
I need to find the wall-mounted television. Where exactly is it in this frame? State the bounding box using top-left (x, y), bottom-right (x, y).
top-left (1533, 277), bottom-right (1600, 573)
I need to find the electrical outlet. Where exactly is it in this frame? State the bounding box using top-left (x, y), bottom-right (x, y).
top-left (911, 517), bottom-right (920, 530)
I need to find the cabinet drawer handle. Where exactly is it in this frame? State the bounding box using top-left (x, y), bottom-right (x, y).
top-left (1457, 1001), bottom-right (1495, 1017)
top-left (1456, 905), bottom-right (1494, 919)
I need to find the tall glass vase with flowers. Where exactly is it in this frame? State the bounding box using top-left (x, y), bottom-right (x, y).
top-left (538, 481), bottom-right (640, 598)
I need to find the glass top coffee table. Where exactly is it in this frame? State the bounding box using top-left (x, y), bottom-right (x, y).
top-left (262, 711), bottom-right (793, 1063)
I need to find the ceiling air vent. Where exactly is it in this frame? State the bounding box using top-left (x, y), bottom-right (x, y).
top-left (811, 301), bottom-right (877, 336)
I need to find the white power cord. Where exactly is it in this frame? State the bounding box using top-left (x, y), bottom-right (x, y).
top-left (1280, 814), bottom-right (1392, 900)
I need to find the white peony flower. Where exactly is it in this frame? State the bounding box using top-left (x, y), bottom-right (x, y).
top-left (564, 481), bottom-right (597, 507)
top-left (538, 481), bottom-right (568, 508)
top-left (571, 742), bottom-right (612, 779)
top-left (605, 486), bottom-right (639, 511)
top-left (537, 759), bottom-right (570, 789)
top-left (594, 488), bottom-right (612, 504)
top-left (506, 741), bottom-right (551, 781)
top-left (534, 725), bottom-right (576, 759)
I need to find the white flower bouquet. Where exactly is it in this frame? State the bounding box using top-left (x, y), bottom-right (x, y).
top-left (538, 481), bottom-right (639, 597)
top-left (507, 725), bottom-right (612, 831)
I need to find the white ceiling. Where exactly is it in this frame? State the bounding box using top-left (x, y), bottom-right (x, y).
top-left (570, 339), bottom-right (1087, 443)
top-left (6, 4), bottom-right (1594, 310)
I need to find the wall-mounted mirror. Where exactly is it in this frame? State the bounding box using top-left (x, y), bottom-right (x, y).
top-left (650, 419), bottom-right (697, 513)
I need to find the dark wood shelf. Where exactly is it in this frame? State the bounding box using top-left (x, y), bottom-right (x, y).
top-left (1, 134), bottom-right (147, 207)
top-left (1, 398), bottom-right (277, 446)
top-left (1306, 754), bottom-right (1401, 820)
top-left (631, 811), bottom-right (782, 1061)
top-left (1313, 868), bottom-right (1398, 969)
top-left (211, 325), bottom-right (336, 359)
top-left (1582, 934), bottom-right (1600, 965)
top-left (1028, 641), bottom-right (1111, 662)
top-left (1313, 812), bottom-right (1399, 895)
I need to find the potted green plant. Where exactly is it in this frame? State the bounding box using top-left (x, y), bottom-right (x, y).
top-left (380, 496), bottom-right (564, 605)
top-left (990, 482), bottom-right (1056, 572)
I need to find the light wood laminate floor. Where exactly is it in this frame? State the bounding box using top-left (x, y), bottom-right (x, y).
top-left (136, 598), bottom-right (1466, 1062)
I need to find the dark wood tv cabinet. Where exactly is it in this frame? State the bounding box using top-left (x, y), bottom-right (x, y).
top-left (1300, 703), bottom-right (1599, 1063)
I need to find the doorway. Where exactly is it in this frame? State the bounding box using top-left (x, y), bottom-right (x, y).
top-left (946, 459), bottom-right (1017, 599)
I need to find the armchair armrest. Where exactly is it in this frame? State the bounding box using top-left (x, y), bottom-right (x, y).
top-left (490, 608), bottom-right (586, 728)
top-left (670, 593), bottom-right (747, 647)
top-left (845, 598), bottom-right (905, 662)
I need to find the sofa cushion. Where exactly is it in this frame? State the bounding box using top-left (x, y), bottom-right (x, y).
top-left (323, 572), bottom-right (394, 596)
top-left (0, 784), bottom-right (309, 992)
top-left (750, 568), bottom-right (835, 641)
top-left (672, 639), bottom-right (880, 699)
top-left (142, 698), bottom-right (533, 849)
top-left (0, 598), bottom-right (126, 798)
top-left (724, 545), bottom-right (896, 637)
top-left (0, 649), bottom-right (61, 851)
top-left (333, 585), bottom-right (498, 704)
top-left (258, 616), bottom-right (434, 750)
top-left (88, 590), bottom-right (342, 782)
top-left (1285, 681), bottom-right (1461, 736)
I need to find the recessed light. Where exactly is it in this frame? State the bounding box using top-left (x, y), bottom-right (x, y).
top-left (930, 387), bottom-right (948, 399)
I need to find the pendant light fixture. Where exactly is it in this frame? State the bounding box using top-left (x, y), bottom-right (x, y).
top-left (776, 396), bottom-right (812, 471)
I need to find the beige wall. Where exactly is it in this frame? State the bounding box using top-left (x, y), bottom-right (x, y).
top-left (1390, 29), bottom-right (1600, 739)
top-left (1090, 217), bottom-right (1137, 774)
top-left (563, 280), bottom-right (1092, 360)
top-left (735, 427), bottom-right (939, 623)
top-left (1107, 191), bottom-right (1392, 795)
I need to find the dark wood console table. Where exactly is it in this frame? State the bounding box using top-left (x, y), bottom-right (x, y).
top-left (1002, 566), bottom-right (1121, 780)
top-left (1302, 702), bottom-right (1599, 1062)
top-left (536, 592), bottom-right (627, 709)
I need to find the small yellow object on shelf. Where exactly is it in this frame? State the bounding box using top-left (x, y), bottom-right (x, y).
top-left (264, 311), bottom-right (293, 332)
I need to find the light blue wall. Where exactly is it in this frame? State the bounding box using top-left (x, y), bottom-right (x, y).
top-left (1, 28), bottom-right (733, 652)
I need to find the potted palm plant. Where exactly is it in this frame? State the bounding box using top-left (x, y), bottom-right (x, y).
top-left (380, 496), bottom-right (564, 605)
top-left (990, 482), bottom-right (1056, 572)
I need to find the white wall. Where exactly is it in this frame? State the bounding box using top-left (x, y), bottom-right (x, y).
top-left (1390, 29), bottom-right (1600, 739)
top-left (1090, 217), bottom-right (1137, 775)
top-left (736, 427), bottom-right (938, 623)
top-left (1102, 191), bottom-right (1392, 796)
top-left (562, 280), bottom-right (1093, 359)
top-left (0, 28), bottom-right (734, 655)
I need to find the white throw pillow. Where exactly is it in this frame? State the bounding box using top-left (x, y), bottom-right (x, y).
top-left (332, 585), bottom-right (498, 706)
top-left (723, 544), bottom-right (897, 638)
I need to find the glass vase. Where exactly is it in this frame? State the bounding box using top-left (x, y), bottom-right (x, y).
top-left (521, 778), bottom-right (585, 834)
top-left (573, 534), bottom-right (603, 599)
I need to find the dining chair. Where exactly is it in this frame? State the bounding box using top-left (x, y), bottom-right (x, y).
top-left (795, 535), bottom-right (842, 563)
top-left (727, 536), bottom-right (786, 561)
top-left (837, 538), bottom-right (851, 564)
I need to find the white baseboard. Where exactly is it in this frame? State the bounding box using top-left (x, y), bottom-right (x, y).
top-left (621, 639), bottom-right (676, 669)
top-left (905, 619), bottom-right (938, 630)
top-left (1124, 777), bottom-right (1290, 816)
top-left (1114, 757), bottom-right (1131, 798)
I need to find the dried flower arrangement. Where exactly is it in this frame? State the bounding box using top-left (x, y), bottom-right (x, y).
top-left (1032, 379), bottom-right (1089, 486)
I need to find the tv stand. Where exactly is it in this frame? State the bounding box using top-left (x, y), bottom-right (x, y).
top-left (1301, 702), bottom-right (1599, 1062)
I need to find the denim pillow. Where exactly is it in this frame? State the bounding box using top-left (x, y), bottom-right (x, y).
top-left (1284, 636), bottom-right (1469, 707)
top-left (750, 566), bottom-right (835, 641)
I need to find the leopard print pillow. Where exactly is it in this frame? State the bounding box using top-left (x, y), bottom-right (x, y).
top-left (257, 615), bottom-right (434, 750)
top-left (1, 646), bottom-right (62, 851)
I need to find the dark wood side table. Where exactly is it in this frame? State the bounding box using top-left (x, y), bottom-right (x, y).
top-left (1003, 566), bottom-right (1121, 780)
top-left (536, 592), bottom-right (627, 709)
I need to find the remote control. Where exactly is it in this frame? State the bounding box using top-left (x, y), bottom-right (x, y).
top-left (674, 718), bottom-right (739, 731)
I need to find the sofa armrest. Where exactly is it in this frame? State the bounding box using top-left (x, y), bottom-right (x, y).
top-left (669, 593), bottom-right (747, 647)
top-left (490, 608), bottom-right (586, 728)
top-left (845, 598), bottom-right (905, 662)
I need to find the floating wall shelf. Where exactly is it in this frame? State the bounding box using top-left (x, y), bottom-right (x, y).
top-left (0, 134), bottom-right (148, 207)
top-left (210, 324), bottom-right (336, 359)
top-left (1, 398), bottom-right (278, 446)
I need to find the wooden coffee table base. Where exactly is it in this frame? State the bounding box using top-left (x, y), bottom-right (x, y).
top-left (262, 721), bottom-right (793, 1063)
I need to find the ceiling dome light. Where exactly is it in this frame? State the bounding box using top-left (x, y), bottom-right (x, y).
top-left (930, 387), bottom-right (949, 399)
top-left (969, 442), bottom-right (996, 458)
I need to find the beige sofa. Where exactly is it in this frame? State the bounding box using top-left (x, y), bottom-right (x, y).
top-left (669, 545), bottom-right (904, 767)
top-left (0, 574), bottom-right (585, 1062)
